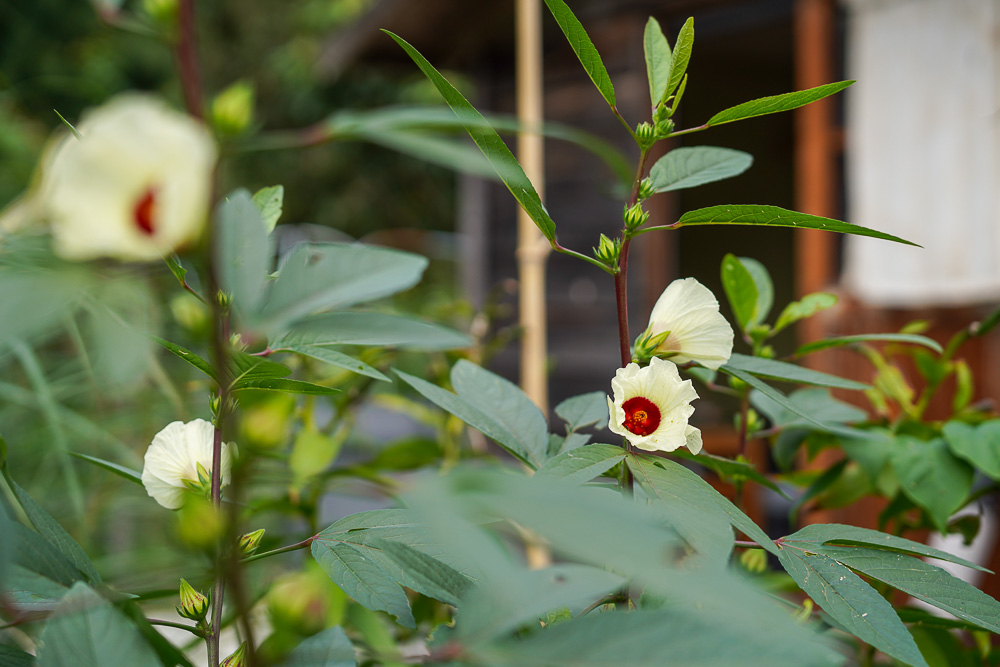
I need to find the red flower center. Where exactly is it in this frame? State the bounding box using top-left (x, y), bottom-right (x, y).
top-left (132, 188), bottom-right (158, 236)
top-left (622, 396), bottom-right (661, 436)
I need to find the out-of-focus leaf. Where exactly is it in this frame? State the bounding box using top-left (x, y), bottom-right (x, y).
top-left (534, 444), bottom-right (625, 483)
top-left (0, 644), bottom-right (35, 667)
top-left (721, 253), bottom-right (758, 332)
top-left (795, 333), bottom-right (942, 357)
top-left (12, 482), bottom-right (100, 583)
top-left (257, 243), bottom-right (427, 331)
top-left (273, 312), bottom-right (471, 351)
top-left (671, 450), bottom-right (789, 499)
top-left (252, 185), bottom-right (283, 232)
top-left (151, 336), bottom-right (216, 381)
top-left (374, 539), bottom-right (472, 607)
top-left (675, 205), bottom-right (917, 246)
top-left (773, 292), bottom-right (838, 333)
top-left (650, 146), bottom-right (752, 193)
top-left (216, 189), bottom-right (272, 318)
top-left (891, 437), bottom-right (973, 531)
top-left (943, 420), bottom-right (1000, 479)
top-left (541, 0), bottom-right (616, 107)
top-left (751, 388), bottom-right (867, 432)
top-left (35, 583), bottom-right (160, 667)
top-left (706, 81), bottom-right (854, 126)
top-left (275, 344), bottom-right (388, 381)
top-left (282, 626), bottom-right (356, 667)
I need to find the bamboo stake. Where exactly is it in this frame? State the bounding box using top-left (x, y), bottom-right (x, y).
top-left (516, 0), bottom-right (551, 415)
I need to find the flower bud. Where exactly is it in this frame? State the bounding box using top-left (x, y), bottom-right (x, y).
top-left (170, 293), bottom-right (210, 334)
top-left (637, 178), bottom-right (656, 202)
top-left (622, 203), bottom-right (650, 231)
top-left (239, 528), bottom-right (265, 555)
top-left (143, 0), bottom-right (177, 26)
top-left (177, 578), bottom-right (210, 622)
top-left (739, 548), bottom-right (768, 575)
top-left (221, 641), bottom-right (248, 667)
top-left (211, 81), bottom-right (255, 136)
top-left (592, 233), bottom-right (621, 268)
top-left (635, 122), bottom-right (656, 149)
top-left (655, 118), bottom-right (675, 140)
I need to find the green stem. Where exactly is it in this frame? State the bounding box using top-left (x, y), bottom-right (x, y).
top-left (241, 536), bottom-right (315, 565)
top-left (149, 619), bottom-right (207, 637)
top-left (665, 123), bottom-right (709, 138)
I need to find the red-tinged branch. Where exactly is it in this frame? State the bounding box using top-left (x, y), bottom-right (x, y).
top-left (177, 0), bottom-right (202, 119)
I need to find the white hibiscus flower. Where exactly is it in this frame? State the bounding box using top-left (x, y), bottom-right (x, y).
top-left (607, 357), bottom-right (702, 454)
top-left (635, 277), bottom-right (734, 370)
top-left (141, 419), bottom-right (232, 510)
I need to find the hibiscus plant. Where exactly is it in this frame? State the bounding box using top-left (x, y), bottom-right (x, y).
top-left (1, 1), bottom-right (1000, 667)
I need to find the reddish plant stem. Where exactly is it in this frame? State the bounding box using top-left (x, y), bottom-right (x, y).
top-left (176, 0), bottom-right (203, 119)
top-left (614, 238), bottom-right (632, 369)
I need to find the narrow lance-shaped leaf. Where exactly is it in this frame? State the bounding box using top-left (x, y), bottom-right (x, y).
top-left (664, 17), bottom-right (694, 102)
top-left (724, 353), bottom-right (869, 391)
top-left (643, 18), bottom-right (671, 106)
top-left (672, 204), bottom-right (918, 246)
top-left (648, 147), bottom-right (753, 193)
top-left (706, 81), bottom-right (854, 126)
top-left (384, 31), bottom-right (556, 241)
top-left (542, 0), bottom-right (616, 107)
top-left (773, 292), bottom-right (838, 333)
top-left (795, 333), bottom-right (943, 357)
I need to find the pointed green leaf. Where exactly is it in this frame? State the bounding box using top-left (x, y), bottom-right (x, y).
top-left (451, 360), bottom-right (549, 466)
top-left (283, 626), bottom-right (356, 667)
top-left (231, 377), bottom-right (339, 395)
top-left (818, 546), bottom-right (1000, 633)
top-left (36, 584), bottom-right (160, 667)
top-left (12, 482), bottom-right (100, 584)
top-left (396, 370), bottom-right (537, 467)
top-left (12, 524), bottom-right (83, 587)
top-left (725, 353), bottom-right (869, 390)
top-left (150, 336), bottom-right (217, 381)
top-left (554, 391), bottom-right (608, 431)
top-left (535, 443), bottom-right (625, 483)
top-left (374, 539), bottom-right (473, 606)
top-left (643, 18), bottom-right (671, 106)
top-left (664, 17), bottom-right (694, 101)
top-left (796, 333), bottom-right (943, 357)
top-left (707, 81), bottom-right (854, 126)
top-left (252, 185), bottom-right (283, 232)
top-left (163, 254), bottom-right (188, 287)
top-left (891, 437), bottom-right (973, 531)
top-left (784, 523), bottom-right (987, 571)
top-left (68, 453), bottom-right (141, 485)
top-left (649, 146), bottom-right (753, 193)
top-left (273, 312), bottom-right (471, 351)
top-left (541, 0), bottom-right (616, 107)
top-left (677, 205), bottom-right (917, 245)
top-left (275, 344), bottom-right (389, 382)
top-left (942, 420), bottom-right (1000, 480)
top-left (671, 450), bottom-right (790, 499)
top-left (258, 243), bottom-right (428, 330)
top-left (774, 292), bottom-right (838, 334)
top-left (311, 541), bottom-right (415, 629)
top-left (384, 31), bottom-right (556, 241)
top-left (740, 257), bottom-right (773, 326)
top-left (626, 454), bottom-right (737, 565)
top-left (216, 189), bottom-right (273, 318)
top-left (776, 549), bottom-right (928, 667)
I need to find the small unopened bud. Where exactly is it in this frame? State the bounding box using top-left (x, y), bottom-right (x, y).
top-left (622, 203), bottom-right (650, 231)
top-left (739, 548), bottom-right (768, 575)
top-left (632, 328), bottom-right (671, 364)
top-left (221, 641), bottom-right (248, 667)
top-left (182, 462), bottom-right (212, 495)
top-left (655, 118), bottom-right (675, 139)
top-left (635, 122), bottom-right (656, 149)
top-left (592, 233), bottom-right (621, 268)
top-left (217, 290), bottom-right (233, 310)
top-left (211, 81), bottom-right (255, 136)
top-left (239, 528), bottom-right (265, 555)
top-left (177, 578), bottom-right (209, 622)
top-left (229, 332), bottom-right (248, 352)
top-left (143, 0), bottom-right (177, 25)
top-left (210, 393), bottom-right (222, 420)
top-left (794, 598), bottom-right (814, 624)
top-left (637, 178), bottom-right (656, 202)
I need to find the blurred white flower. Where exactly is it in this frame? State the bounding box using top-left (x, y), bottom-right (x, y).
top-left (635, 277), bottom-right (733, 370)
top-left (35, 95), bottom-right (216, 261)
top-left (607, 357), bottom-right (702, 454)
top-left (142, 419), bottom-right (232, 510)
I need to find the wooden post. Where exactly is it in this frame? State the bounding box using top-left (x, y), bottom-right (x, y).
top-left (516, 0), bottom-right (551, 415)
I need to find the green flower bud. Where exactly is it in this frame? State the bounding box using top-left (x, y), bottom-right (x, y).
top-left (739, 548), bottom-right (768, 575)
top-left (239, 528), bottom-right (265, 555)
top-left (177, 578), bottom-right (210, 622)
top-left (592, 233), bottom-right (621, 268)
top-left (211, 81), bottom-right (255, 136)
top-left (622, 203), bottom-right (650, 231)
top-left (635, 122), bottom-right (656, 149)
top-left (637, 178), bottom-right (656, 202)
top-left (632, 328), bottom-right (672, 364)
top-left (169, 293), bottom-right (210, 334)
top-left (143, 0), bottom-right (177, 26)
top-left (221, 641), bottom-right (248, 667)
top-left (794, 598), bottom-right (814, 624)
top-left (655, 118), bottom-right (675, 140)
top-left (229, 332), bottom-right (248, 352)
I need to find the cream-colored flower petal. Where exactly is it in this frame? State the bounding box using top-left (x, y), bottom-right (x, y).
top-left (142, 418), bottom-right (232, 510)
top-left (645, 277), bottom-right (734, 370)
top-left (41, 95), bottom-right (216, 262)
top-left (684, 425), bottom-right (703, 455)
